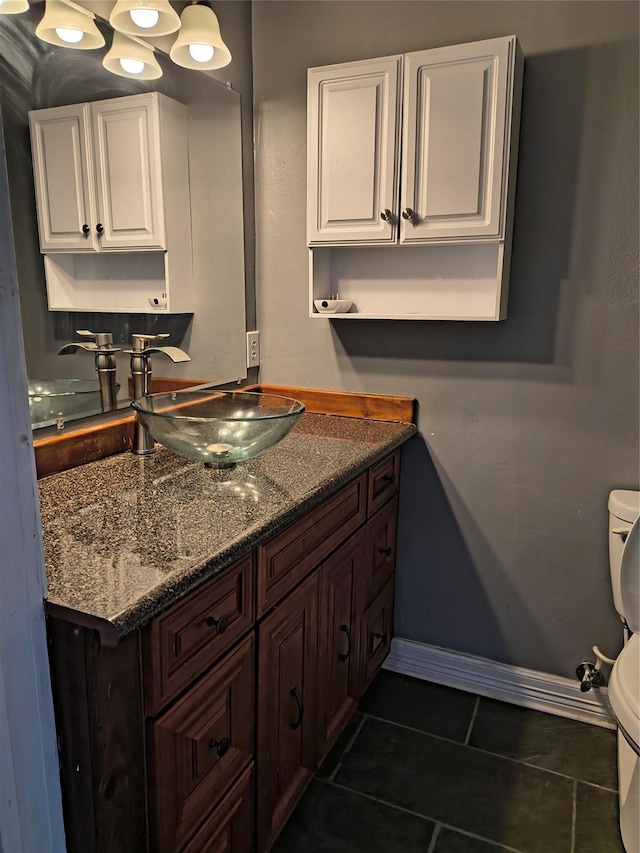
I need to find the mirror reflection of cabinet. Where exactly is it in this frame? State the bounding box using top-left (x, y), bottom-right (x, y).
top-left (29, 92), bottom-right (193, 313)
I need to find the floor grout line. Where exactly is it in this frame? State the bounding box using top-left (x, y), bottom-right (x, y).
top-left (328, 713), bottom-right (367, 782)
top-left (465, 695), bottom-right (481, 745)
top-left (324, 778), bottom-right (527, 853)
top-left (360, 711), bottom-right (618, 791)
top-left (570, 779), bottom-right (577, 853)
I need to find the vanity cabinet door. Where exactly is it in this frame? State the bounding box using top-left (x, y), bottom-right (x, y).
top-left (357, 578), bottom-right (395, 696)
top-left (317, 531), bottom-right (362, 761)
top-left (149, 634), bottom-right (254, 853)
top-left (180, 765), bottom-right (254, 853)
top-left (363, 496), bottom-right (398, 610)
top-left (257, 572), bottom-right (319, 852)
top-left (400, 37), bottom-right (515, 242)
top-left (29, 103), bottom-right (98, 252)
top-left (91, 93), bottom-right (166, 251)
top-left (307, 56), bottom-right (402, 245)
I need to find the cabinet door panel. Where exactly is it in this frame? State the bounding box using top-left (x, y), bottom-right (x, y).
top-left (318, 532), bottom-right (362, 759)
top-left (363, 497), bottom-right (398, 610)
top-left (401, 37), bottom-right (513, 241)
top-left (357, 578), bottom-right (395, 696)
top-left (308, 56), bottom-right (401, 244)
top-left (91, 94), bottom-right (165, 250)
top-left (181, 765), bottom-right (254, 853)
top-left (257, 573), bottom-right (318, 851)
top-left (28, 104), bottom-right (97, 252)
top-left (149, 635), bottom-right (254, 853)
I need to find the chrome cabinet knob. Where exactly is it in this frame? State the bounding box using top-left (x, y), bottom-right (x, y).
top-left (402, 208), bottom-right (414, 221)
top-left (380, 209), bottom-right (392, 222)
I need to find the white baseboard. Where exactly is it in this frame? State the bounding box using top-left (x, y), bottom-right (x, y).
top-left (383, 638), bottom-right (616, 730)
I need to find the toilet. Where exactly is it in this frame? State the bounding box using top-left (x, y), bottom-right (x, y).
top-left (608, 489), bottom-right (640, 853)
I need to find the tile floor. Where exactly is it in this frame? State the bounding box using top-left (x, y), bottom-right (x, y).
top-left (273, 670), bottom-right (624, 853)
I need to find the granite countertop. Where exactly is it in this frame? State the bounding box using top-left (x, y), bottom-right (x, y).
top-left (39, 413), bottom-right (416, 643)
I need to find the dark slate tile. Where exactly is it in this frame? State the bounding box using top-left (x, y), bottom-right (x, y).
top-left (575, 782), bottom-right (624, 853)
top-left (469, 698), bottom-right (618, 789)
top-left (434, 826), bottom-right (519, 853)
top-left (316, 713), bottom-right (364, 780)
top-left (359, 670), bottom-right (477, 742)
top-left (335, 717), bottom-right (573, 853)
top-left (271, 779), bottom-right (435, 853)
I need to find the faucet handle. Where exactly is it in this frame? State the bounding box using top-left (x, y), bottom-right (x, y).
top-left (130, 333), bottom-right (170, 352)
top-left (75, 330), bottom-right (120, 351)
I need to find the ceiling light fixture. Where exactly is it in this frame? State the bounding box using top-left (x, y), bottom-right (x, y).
top-left (0, 0), bottom-right (29, 14)
top-left (103, 30), bottom-right (162, 79)
top-left (170, 2), bottom-right (231, 71)
top-left (35, 0), bottom-right (105, 49)
top-left (109, 0), bottom-right (180, 38)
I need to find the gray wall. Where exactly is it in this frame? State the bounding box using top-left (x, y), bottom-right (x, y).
top-left (251, 1), bottom-right (640, 678)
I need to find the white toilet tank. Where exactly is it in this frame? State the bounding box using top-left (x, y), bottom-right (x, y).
top-left (608, 490), bottom-right (640, 622)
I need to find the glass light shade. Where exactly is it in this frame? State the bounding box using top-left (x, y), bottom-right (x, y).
top-left (103, 30), bottom-right (162, 79)
top-left (109, 0), bottom-right (180, 37)
top-left (0, 0), bottom-right (29, 14)
top-left (35, 0), bottom-right (105, 49)
top-left (170, 4), bottom-right (231, 71)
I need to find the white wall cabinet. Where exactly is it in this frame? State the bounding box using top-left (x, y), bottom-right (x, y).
top-left (29, 93), bottom-right (193, 313)
top-left (307, 36), bottom-right (523, 320)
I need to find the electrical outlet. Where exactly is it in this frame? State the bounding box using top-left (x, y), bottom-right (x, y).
top-left (246, 330), bottom-right (260, 368)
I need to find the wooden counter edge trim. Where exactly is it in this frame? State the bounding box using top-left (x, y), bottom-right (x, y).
top-left (254, 385), bottom-right (416, 424)
top-left (45, 601), bottom-right (120, 647)
top-left (34, 380), bottom-right (415, 478)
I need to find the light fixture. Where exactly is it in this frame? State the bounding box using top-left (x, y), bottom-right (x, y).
top-left (103, 30), bottom-right (162, 79)
top-left (35, 0), bottom-right (105, 49)
top-left (0, 0), bottom-right (29, 14)
top-left (170, 3), bottom-right (231, 71)
top-left (109, 0), bottom-right (180, 38)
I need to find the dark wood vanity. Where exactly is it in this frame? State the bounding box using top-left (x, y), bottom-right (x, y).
top-left (44, 431), bottom-right (407, 852)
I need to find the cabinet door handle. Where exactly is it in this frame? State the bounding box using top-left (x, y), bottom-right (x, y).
top-left (379, 546), bottom-right (392, 557)
top-left (208, 736), bottom-right (230, 758)
top-left (402, 208), bottom-right (414, 221)
top-left (380, 208), bottom-right (392, 222)
top-left (82, 224), bottom-right (90, 236)
top-left (96, 223), bottom-right (104, 235)
top-left (381, 473), bottom-right (394, 483)
top-left (374, 631), bottom-right (388, 645)
top-left (339, 623), bottom-right (352, 661)
top-left (290, 687), bottom-right (304, 730)
top-left (205, 614), bottom-right (229, 634)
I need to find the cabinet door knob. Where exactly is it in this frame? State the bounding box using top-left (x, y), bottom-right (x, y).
top-left (205, 614), bottom-right (229, 634)
top-left (208, 736), bottom-right (230, 758)
top-left (290, 687), bottom-right (304, 730)
top-left (402, 208), bottom-right (414, 221)
top-left (379, 546), bottom-right (392, 557)
top-left (96, 223), bottom-right (104, 235)
top-left (380, 209), bottom-right (392, 222)
top-left (339, 623), bottom-right (352, 661)
top-left (374, 631), bottom-right (388, 645)
top-left (82, 224), bottom-right (90, 235)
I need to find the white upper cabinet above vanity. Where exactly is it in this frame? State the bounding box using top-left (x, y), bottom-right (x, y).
top-left (28, 93), bottom-right (193, 313)
top-left (307, 36), bottom-right (523, 321)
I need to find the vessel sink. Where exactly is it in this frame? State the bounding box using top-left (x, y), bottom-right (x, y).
top-left (131, 389), bottom-right (305, 467)
top-left (28, 379), bottom-right (111, 428)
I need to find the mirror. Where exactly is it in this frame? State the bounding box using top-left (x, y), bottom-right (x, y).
top-left (0, 3), bottom-right (247, 431)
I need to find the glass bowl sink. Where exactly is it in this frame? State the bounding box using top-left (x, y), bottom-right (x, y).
top-left (28, 379), bottom-right (113, 428)
top-left (131, 390), bottom-right (305, 467)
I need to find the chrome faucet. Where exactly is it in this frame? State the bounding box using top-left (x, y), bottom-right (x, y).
top-left (57, 330), bottom-right (120, 411)
top-left (125, 333), bottom-right (191, 455)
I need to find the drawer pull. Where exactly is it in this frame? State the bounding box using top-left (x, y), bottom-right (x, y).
top-left (205, 614), bottom-right (229, 634)
top-left (208, 736), bottom-right (230, 758)
top-left (380, 474), bottom-right (394, 483)
top-left (290, 687), bottom-right (304, 730)
top-left (374, 631), bottom-right (388, 645)
top-left (339, 624), bottom-right (352, 661)
top-left (379, 546), bottom-right (392, 557)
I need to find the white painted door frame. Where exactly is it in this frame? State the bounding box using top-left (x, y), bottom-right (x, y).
top-left (0, 110), bottom-right (66, 852)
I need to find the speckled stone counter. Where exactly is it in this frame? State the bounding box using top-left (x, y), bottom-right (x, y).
top-left (39, 413), bottom-right (416, 643)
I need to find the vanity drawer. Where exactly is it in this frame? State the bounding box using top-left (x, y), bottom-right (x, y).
top-left (181, 764), bottom-right (254, 853)
top-left (149, 634), bottom-right (254, 853)
top-left (363, 496), bottom-right (398, 609)
top-left (358, 578), bottom-right (394, 696)
top-left (257, 474), bottom-right (366, 615)
top-left (143, 555), bottom-right (254, 716)
top-left (367, 450), bottom-right (400, 517)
